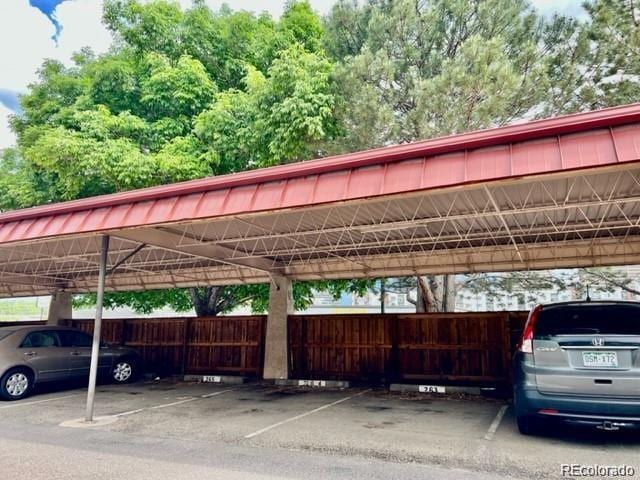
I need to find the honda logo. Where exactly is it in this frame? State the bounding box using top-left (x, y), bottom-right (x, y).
top-left (592, 337), bottom-right (605, 347)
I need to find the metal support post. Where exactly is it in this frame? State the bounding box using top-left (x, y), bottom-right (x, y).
top-left (85, 235), bottom-right (110, 422)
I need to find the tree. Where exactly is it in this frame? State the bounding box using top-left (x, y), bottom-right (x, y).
top-left (322, 0), bottom-right (640, 311)
top-left (380, 268), bottom-right (640, 312)
top-left (323, 0), bottom-right (552, 311)
top-left (2, 0), bottom-right (370, 316)
top-left (324, 0), bottom-right (548, 151)
top-left (542, 0), bottom-right (640, 114)
top-left (6, 0), bottom-right (639, 316)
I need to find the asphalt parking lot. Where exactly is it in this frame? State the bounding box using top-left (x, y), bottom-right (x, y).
top-left (0, 380), bottom-right (638, 479)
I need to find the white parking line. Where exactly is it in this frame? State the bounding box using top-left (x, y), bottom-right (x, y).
top-left (149, 397), bottom-right (200, 410)
top-left (244, 389), bottom-right (371, 439)
top-left (112, 408), bottom-right (146, 417)
top-left (484, 405), bottom-right (508, 441)
top-left (0, 393), bottom-right (81, 409)
top-left (112, 387), bottom-right (240, 417)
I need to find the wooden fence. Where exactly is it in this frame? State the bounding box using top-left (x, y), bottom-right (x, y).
top-left (57, 311), bottom-right (528, 384)
top-left (289, 312), bottom-right (528, 385)
top-left (63, 316), bottom-right (267, 377)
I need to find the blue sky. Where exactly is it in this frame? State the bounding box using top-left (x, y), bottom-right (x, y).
top-left (0, 0), bottom-right (585, 149)
top-left (29, 0), bottom-right (68, 42)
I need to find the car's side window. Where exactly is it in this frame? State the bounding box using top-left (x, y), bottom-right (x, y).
top-left (57, 331), bottom-right (93, 348)
top-left (72, 332), bottom-right (93, 348)
top-left (20, 331), bottom-right (60, 348)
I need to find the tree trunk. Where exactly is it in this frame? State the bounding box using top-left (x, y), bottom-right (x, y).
top-left (415, 274), bottom-right (456, 312)
top-left (442, 274), bottom-right (456, 311)
top-left (189, 287), bottom-right (222, 317)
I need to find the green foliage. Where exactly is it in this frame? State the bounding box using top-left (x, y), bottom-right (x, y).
top-left (324, 0), bottom-right (548, 150)
top-left (550, 0), bottom-right (640, 113)
top-left (193, 44), bottom-right (337, 170)
top-left (256, 45), bottom-right (337, 163)
top-left (88, 54), bottom-right (141, 115)
top-left (247, 279), bottom-right (373, 314)
top-left (0, 149), bottom-right (49, 211)
top-left (74, 279), bottom-right (374, 316)
top-left (103, 0), bottom-right (184, 58)
top-left (321, 0), bottom-right (640, 309)
top-left (278, 1), bottom-right (325, 53)
top-left (12, 60), bottom-right (87, 135)
top-left (74, 288), bottom-right (194, 315)
top-left (322, 0), bottom-right (371, 59)
top-left (463, 271), bottom-right (569, 305)
top-left (4, 0), bottom-right (351, 316)
top-left (0, 298), bottom-right (44, 321)
top-left (194, 89), bottom-right (255, 174)
top-left (6, 0), bottom-right (640, 316)
top-left (409, 35), bottom-right (547, 137)
top-left (141, 54), bottom-right (217, 119)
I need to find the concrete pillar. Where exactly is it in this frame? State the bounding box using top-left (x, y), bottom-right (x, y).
top-left (47, 291), bottom-right (72, 325)
top-left (263, 275), bottom-right (293, 380)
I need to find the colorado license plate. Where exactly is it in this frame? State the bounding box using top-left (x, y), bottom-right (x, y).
top-left (582, 351), bottom-right (618, 368)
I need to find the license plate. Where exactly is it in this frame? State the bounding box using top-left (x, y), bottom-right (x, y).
top-left (582, 351), bottom-right (618, 368)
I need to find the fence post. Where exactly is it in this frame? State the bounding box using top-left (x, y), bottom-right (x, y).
top-left (259, 316), bottom-right (267, 377)
top-left (120, 319), bottom-right (127, 346)
top-left (388, 315), bottom-right (400, 384)
top-left (181, 318), bottom-right (190, 376)
top-left (504, 313), bottom-right (513, 385)
top-left (299, 316), bottom-right (308, 378)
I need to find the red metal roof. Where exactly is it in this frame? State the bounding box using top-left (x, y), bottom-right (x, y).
top-left (2, 103), bottom-right (640, 245)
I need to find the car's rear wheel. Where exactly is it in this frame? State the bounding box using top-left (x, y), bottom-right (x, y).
top-left (516, 415), bottom-right (537, 435)
top-left (0, 368), bottom-right (32, 401)
top-left (112, 358), bottom-right (137, 384)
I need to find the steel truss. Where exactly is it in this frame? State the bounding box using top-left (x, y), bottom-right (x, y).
top-left (1, 165), bottom-right (640, 297)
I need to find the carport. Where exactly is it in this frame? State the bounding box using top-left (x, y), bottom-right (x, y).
top-left (1, 103), bottom-right (640, 421)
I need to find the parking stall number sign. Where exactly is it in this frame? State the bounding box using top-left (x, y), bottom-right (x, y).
top-left (418, 385), bottom-right (446, 394)
top-left (298, 380), bottom-right (327, 387)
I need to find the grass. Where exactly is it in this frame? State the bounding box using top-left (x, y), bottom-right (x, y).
top-left (0, 298), bottom-right (46, 322)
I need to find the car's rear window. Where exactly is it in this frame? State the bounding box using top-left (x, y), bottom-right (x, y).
top-left (535, 304), bottom-right (640, 337)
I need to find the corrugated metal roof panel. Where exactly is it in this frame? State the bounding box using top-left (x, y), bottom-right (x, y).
top-left (1, 104), bottom-right (640, 245)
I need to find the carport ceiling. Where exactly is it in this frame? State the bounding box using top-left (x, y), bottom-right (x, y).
top-left (1, 104), bottom-right (640, 297)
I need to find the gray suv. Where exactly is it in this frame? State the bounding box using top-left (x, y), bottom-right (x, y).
top-left (0, 325), bottom-right (141, 400)
top-left (513, 301), bottom-right (640, 434)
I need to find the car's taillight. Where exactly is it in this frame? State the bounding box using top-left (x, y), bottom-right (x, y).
top-left (518, 304), bottom-right (542, 354)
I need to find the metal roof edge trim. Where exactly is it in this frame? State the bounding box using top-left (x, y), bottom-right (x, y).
top-left (2, 102), bottom-right (640, 224)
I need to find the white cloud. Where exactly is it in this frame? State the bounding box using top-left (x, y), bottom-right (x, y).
top-left (0, 104), bottom-right (16, 150)
top-left (0, 0), bottom-right (585, 151)
top-left (0, 0), bottom-right (58, 92)
top-left (54, 0), bottom-right (112, 62)
top-left (0, 0), bottom-right (112, 148)
top-left (530, 0), bottom-right (585, 17)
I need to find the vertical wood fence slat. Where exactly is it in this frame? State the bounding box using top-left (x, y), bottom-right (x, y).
top-left (288, 312), bottom-right (520, 385)
top-left (55, 311), bottom-right (527, 384)
top-left (61, 316), bottom-right (267, 377)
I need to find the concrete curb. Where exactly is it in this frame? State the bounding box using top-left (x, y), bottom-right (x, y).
top-left (183, 374), bottom-right (248, 385)
top-left (60, 416), bottom-right (119, 428)
top-left (275, 379), bottom-right (351, 388)
top-left (389, 383), bottom-right (485, 395)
